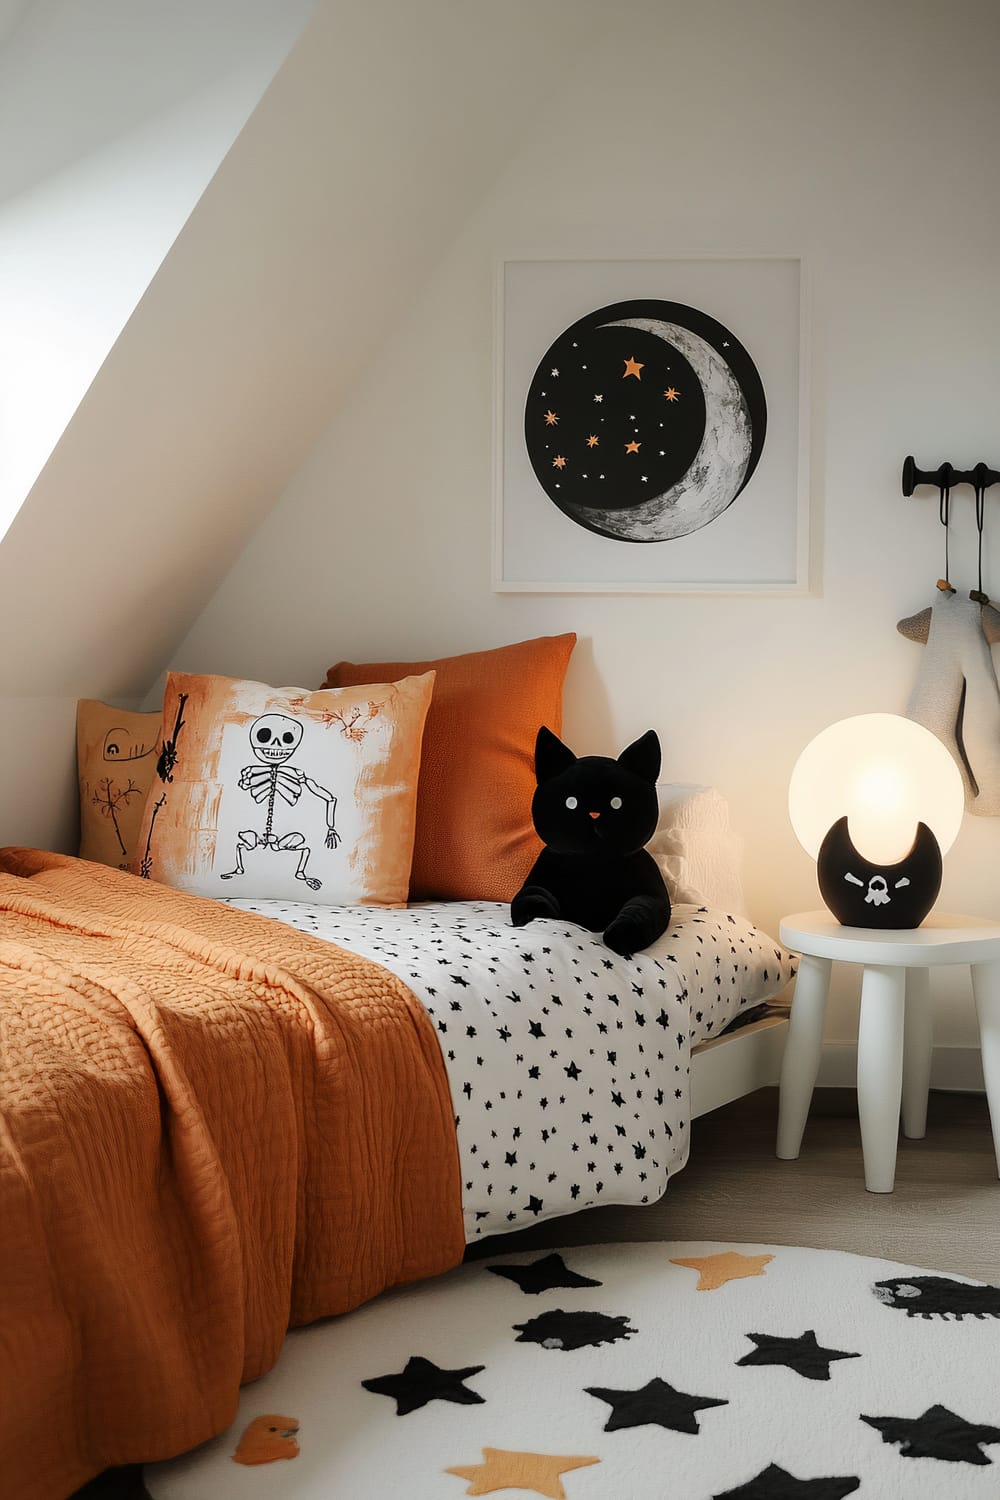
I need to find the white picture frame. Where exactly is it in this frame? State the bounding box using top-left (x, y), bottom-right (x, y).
top-left (493, 255), bottom-right (810, 595)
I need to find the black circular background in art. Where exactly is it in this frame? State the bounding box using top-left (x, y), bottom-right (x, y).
top-left (523, 299), bottom-right (767, 543)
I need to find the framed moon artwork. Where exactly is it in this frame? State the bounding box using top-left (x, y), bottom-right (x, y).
top-left (493, 257), bottom-right (809, 594)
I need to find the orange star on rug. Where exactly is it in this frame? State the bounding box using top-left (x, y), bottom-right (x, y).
top-left (670, 1250), bottom-right (774, 1291)
top-left (446, 1446), bottom-right (599, 1497)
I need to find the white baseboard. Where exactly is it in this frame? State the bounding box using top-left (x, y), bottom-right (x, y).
top-left (816, 1043), bottom-right (985, 1094)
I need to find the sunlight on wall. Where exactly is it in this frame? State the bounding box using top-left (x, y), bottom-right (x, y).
top-left (0, 81), bottom-right (266, 541)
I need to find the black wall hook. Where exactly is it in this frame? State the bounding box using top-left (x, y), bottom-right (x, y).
top-left (902, 456), bottom-right (1000, 495)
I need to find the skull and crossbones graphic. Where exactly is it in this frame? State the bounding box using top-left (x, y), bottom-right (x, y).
top-left (844, 871), bottom-right (911, 907)
top-left (220, 714), bottom-right (339, 892)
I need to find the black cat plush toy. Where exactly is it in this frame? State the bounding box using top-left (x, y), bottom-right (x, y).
top-left (511, 726), bottom-right (671, 955)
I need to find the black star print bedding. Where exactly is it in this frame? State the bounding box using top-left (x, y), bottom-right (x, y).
top-left (225, 899), bottom-right (795, 1239)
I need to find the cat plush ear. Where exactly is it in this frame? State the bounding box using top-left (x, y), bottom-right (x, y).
top-left (617, 728), bottom-right (661, 784)
top-left (535, 725), bottom-right (577, 783)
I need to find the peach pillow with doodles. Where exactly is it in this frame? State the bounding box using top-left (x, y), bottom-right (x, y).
top-left (132, 670), bottom-right (435, 906)
top-left (323, 634), bottom-right (577, 901)
top-left (77, 700), bottom-right (162, 870)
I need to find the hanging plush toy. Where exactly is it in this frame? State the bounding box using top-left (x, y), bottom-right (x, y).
top-left (510, 727), bottom-right (671, 954)
top-left (897, 472), bottom-right (1000, 816)
top-left (898, 592), bottom-right (1000, 815)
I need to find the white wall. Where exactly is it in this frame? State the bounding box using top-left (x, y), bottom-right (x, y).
top-left (0, 0), bottom-right (613, 854)
top-left (0, 0), bottom-right (312, 851)
top-left (178, 0), bottom-right (1000, 1058)
top-left (0, 74), bottom-right (292, 537)
top-left (0, 0), bottom-right (314, 538)
top-left (0, 0), bottom-right (314, 206)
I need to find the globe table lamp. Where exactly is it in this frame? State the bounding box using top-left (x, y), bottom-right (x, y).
top-left (788, 713), bottom-right (965, 929)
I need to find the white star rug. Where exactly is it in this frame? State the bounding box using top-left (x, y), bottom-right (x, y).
top-left (145, 1241), bottom-right (1000, 1500)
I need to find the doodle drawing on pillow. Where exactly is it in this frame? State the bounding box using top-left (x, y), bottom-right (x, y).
top-left (133, 671), bottom-right (435, 906)
top-left (222, 714), bottom-right (341, 891)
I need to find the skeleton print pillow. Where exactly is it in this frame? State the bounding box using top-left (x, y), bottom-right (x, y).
top-left (131, 670), bottom-right (435, 905)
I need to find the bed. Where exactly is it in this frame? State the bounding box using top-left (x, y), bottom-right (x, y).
top-left (228, 895), bottom-right (795, 1241)
top-left (0, 848), bottom-right (793, 1500)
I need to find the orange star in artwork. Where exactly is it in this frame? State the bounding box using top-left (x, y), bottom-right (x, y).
top-left (446, 1447), bottom-right (600, 1498)
top-left (544, 410), bottom-right (559, 426)
top-left (552, 455), bottom-right (567, 469)
top-left (623, 355), bottom-right (644, 379)
top-left (624, 440), bottom-right (641, 454)
top-left (670, 1250), bottom-right (775, 1291)
top-left (586, 434), bottom-right (599, 448)
top-left (664, 387), bottom-right (681, 402)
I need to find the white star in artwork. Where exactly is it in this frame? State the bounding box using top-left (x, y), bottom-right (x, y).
top-left (594, 394), bottom-right (603, 402)
top-left (722, 340), bottom-right (730, 347)
top-left (551, 368), bottom-right (559, 376)
top-left (629, 414), bottom-right (635, 420)
top-left (582, 473), bottom-right (588, 479)
top-left (641, 475), bottom-right (648, 482)
top-left (582, 364), bottom-right (587, 369)
top-left (659, 450), bottom-right (665, 456)
top-left (572, 342), bottom-right (578, 347)
top-left (599, 473), bottom-right (605, 479)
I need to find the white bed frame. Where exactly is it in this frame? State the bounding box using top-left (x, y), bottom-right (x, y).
top-left (690, 1011), bottom-right (789, 1119)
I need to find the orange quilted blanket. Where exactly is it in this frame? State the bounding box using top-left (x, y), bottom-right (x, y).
top-left (0, 849), bottom-right (464, 1500)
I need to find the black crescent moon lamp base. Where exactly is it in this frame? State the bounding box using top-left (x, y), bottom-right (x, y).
top-left (817, 816), bottom-right (943, 929)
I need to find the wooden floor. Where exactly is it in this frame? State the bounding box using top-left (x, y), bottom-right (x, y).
top-left (76, 1087), bottom-right (1000, 1500)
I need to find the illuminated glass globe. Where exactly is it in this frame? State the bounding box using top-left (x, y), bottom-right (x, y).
top-left (788, 714), bottom-right (965, 928)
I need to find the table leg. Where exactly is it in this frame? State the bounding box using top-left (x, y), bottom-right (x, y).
top-left (857, 964), bottom-right (906, 1192)
top-left (972, 959), bottom-right (1000, 1179)
top-left (902, 967), bottom-right (932, 1139)
top-left (777, 953), bottom-right (832, 1160)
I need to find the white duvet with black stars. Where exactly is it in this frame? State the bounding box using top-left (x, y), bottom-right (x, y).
top-left (224, 900), bottom-right (794, 1241)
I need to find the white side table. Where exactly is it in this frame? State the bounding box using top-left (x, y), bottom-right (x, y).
top-left (776, 910), bottom-right (1000, 1193)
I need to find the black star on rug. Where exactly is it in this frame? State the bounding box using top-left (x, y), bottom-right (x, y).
top-left (361, 1356), bottom-right (485, 1415)
top-left (586, 1375), bottom-right (728, 1434)
top-left (487, 1253), bottom-right (602, 1295)
top-left (861, 1404), bottom-right (1000, 1464)
top-left (713, 1463), bottom-right (860, 1498)
top-left (737, 1329), bottom-right (861, 1381)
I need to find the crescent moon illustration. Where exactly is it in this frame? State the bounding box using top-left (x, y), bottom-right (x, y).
top-left (571, 318), bottom-right (752, 541)
top-left (523, 299), bottom-right (766, 544)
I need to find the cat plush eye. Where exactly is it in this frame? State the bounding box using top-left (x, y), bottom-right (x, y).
top-left (610, 796), bottom-right (623, 810)
top-left (565, 796), bottom-right (578, 809)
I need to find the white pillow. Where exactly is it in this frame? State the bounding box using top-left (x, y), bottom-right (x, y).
top-left (650, 783), bottom-right (747, 916)
top-left (655, 782), bottom-right (730, 832)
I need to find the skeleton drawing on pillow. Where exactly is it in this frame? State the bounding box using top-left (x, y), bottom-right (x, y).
top-left (220, 714), bottom-right (339, 891)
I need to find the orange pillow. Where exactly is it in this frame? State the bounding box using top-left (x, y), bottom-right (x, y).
top-left (323, 634), bottom-right (576, 902)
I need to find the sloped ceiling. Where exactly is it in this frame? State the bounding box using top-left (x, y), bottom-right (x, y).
top-left (0, 0), bottom-right (610, 703)
top-left (0, 0), bottom-right (314, 206)
top-left (0, 2), bottom-right (316, 544)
